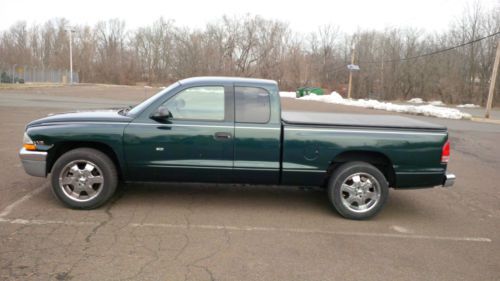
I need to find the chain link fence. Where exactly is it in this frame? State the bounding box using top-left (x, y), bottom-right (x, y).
top-left (0, 66), bottom-right (79, 84)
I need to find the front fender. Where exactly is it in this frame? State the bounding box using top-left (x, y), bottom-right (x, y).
top-left (25, 122), bottom-right (128, 178)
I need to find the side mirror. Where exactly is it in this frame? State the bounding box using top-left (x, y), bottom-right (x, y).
top-left (151, 106), bottom-right (172, 120)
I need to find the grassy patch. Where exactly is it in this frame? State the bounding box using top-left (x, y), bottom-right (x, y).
top-left (0, 83), bottom-right (66, 90)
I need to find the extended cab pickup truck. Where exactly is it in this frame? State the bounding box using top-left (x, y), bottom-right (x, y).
top-left (19, 77), bottom-right (455, 219)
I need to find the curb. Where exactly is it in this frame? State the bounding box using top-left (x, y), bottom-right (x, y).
top-left (471, 117), bottom-right (500, 124)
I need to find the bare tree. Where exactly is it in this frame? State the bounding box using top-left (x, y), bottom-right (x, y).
top-left (1, 5), bottom-right (498, 105)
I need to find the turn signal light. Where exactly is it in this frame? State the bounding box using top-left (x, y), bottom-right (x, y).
top-left (441, 140), bottom-right (450, 163)
top-left (23, 132), bottom-right (37, 151)
top-left (23, 143), bottom-right (37, 151)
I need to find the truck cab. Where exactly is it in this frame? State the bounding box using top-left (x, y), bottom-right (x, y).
top-left (123, 77), bottom-right (282, 185)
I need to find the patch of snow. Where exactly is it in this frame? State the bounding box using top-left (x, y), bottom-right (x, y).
top-left (298, 93), bottom-right (471, 120)
top-left (327, 91), bottom-right (344, 101)
top-left (429, 100), bottom-right (445, 106)
top-left (407, 98), bottom-right (424, 104)
top-left (457, 104), bottom-right (480, 108)
top-left (298, 91), bottom-right (344, 102)
top-left (279, 91), bottom-right (297, 98)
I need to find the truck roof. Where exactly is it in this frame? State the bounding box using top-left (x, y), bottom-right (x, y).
top-left (179, 76), bottom-right (277, 86)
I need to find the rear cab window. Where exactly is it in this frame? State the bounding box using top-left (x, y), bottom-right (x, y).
top-left (235, 86), bottom-right (271, 124)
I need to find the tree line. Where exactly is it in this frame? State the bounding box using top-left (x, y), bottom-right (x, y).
top-left (0, 3), bottom-right (499, 105)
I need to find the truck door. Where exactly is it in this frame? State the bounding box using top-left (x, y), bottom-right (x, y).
top-left (123, 84), bottom-right (234, 182)
top-left (232, 86), bottom-right (281, 184)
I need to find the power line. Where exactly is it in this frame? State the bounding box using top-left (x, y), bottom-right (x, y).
top-left (322, 30), bottom-right (500, 76)
top-left (358, 30), bottom-right (500, 65)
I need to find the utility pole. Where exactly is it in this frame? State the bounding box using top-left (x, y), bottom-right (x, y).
top-left (380, 60), bottom-right (384, 96)
top-left (347, 43), bottom-right (356, 99)
top-left (65, 27), bottom-right (75, 84)
top-left (11, 64), bottom-right (17, 84)
top-left (485, 38), bottom-right (500, 119)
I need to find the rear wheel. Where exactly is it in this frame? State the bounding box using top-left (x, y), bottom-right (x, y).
top-left (328, 161), bottom-right (388, 220)
top-left (50, 148), bottom-right (118, 209)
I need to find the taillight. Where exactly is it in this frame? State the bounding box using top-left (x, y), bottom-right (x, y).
top-left (441, 140), bottom-right (450, 163)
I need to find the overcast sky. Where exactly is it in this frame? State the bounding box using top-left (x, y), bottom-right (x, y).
top-left (0, 0), bottom-right (498, 33)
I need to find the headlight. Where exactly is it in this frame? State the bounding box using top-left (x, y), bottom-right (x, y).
top-left (23, 132), bottom-right (37, 151)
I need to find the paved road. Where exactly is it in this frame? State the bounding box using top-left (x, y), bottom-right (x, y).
top-left (0, 89), bottom-right (499, 280)
top-left (0, 93), bottom-right (133, 109)
top-left (451, 106), bottom-right (500, 119)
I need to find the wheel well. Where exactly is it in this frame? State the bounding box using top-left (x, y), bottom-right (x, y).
top-left (325, 151), bottom-right (396, 187)
top-left (47, 141), bottom-right (122, 180)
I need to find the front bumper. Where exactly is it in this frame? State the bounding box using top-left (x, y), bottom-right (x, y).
top-left (19, 148), bottom-right (47, 177)
top-left (442, 173), bottom-right (455, 187)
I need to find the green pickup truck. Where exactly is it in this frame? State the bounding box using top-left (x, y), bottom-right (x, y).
top-left (19, 77), bottom-right (455, 219)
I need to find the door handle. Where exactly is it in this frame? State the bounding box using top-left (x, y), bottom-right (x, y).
top-left (214, 132), bottom-right (232, 140)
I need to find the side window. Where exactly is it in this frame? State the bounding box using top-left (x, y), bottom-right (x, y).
top-left (162, 86), bottom-right (225, 121)
top-left (235, 87), bottom-right (271, 123)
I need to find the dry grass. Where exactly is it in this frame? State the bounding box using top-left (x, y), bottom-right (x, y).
top-left (0, 82), bottom-right (65, 90)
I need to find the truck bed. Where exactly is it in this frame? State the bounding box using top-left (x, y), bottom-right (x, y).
top-left (281, 111), bottom-right (446, 131)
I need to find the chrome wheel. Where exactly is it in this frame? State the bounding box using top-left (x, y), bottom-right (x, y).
top-left (340, 172), bottom-right (381, 213)
top-left (59, 160), bottom-right (104, 202)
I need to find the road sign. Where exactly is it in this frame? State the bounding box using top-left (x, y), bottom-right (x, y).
top-left (347, 64), bottom-right (360, 71)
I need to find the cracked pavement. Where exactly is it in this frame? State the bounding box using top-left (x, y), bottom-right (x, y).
top-left (0, 85), bottom-right (499, 281)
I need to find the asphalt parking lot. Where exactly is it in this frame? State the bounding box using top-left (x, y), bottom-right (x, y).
top-left (0, 85), bottom-right (499, 281)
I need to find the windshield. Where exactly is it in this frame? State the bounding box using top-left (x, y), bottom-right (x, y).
top-left (126, 82), bottom-right (180, 116)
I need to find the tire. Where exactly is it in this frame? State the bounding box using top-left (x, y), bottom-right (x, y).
top-left (50, 148), bottom-right (118, 209)
top-left (328, 161), bottom-right (389, 220)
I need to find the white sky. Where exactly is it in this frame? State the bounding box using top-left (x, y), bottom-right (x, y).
top-left (0, 0), bottom-right (498, 33)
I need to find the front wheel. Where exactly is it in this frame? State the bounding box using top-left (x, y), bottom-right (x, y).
top-left (328, 161), bottom-right (389, 220)
top-left (50, 148), bottom-right (118, 209)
